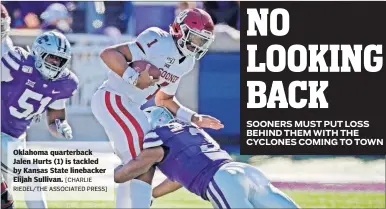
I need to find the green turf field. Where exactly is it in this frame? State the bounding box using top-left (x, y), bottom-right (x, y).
top-left (15, 189), bottom-right (385, 208)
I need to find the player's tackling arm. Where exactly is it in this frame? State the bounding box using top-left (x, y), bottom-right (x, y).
top-left (114, 147), bottom-right (164, 183)
top-left (152, 178), bottom-right (183, 198)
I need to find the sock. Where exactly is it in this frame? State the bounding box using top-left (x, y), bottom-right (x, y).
top-left (22, 162), bottom-right (47, 209)
top-left (116, 181), bottom-right (131, 208)
top-left (24, 195), bottom-right (47, 209)
top-left (129, 179), bottom-right (152, 208)
top-left (116, 179), bottom-right (152, 208)
top-left (23, 177), bottom-right (48, 209)
top-left (23, 179), bottom-right (48, 209)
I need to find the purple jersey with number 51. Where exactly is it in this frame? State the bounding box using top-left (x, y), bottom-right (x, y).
top-left (143, 123), bottom-right (233, 200)
top-left (1, 47), bottom-right (78, 138)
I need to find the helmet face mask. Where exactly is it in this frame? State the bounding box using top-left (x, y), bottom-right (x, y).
top-left (177, 24), bottom-right (214, 60)
top-left (40, 53), bottom-right (69, 79)
top-left (32, 31), bottom-right (71, 81)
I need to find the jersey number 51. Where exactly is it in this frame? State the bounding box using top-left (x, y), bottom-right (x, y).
top-left (10, 89), bottom-right (52, 120)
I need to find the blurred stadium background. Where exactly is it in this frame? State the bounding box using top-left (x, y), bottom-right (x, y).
top-left (2, 1), bottom-right (385, 208)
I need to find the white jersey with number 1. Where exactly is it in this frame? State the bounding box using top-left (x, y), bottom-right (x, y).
top-left (92, 26), bottom-right (195, 164)
top-left (100, 27), bottom-right (195, 106)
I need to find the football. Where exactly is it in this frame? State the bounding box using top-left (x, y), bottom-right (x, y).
top-left (130, 60), bottom-right (161, 79)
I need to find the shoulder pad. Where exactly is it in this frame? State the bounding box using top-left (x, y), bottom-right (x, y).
top-left (55, 70), bottom-right (80, 98)
top-left (137, 27), bottom-right (171, 47)
top-left (68, 71), bottom-right (80, 91)
top-left (134, 27), bottom-right (175, 58)
top-left (67, 70), bottom-right (79, 85)
top-left (145, 27), bottom-right (170, 38)
top-left (58, 70), bottom-right (79, 85)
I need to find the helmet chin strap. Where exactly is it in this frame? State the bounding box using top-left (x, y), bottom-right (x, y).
top-left (173, 38), bottom-right (185, 57)
top-left (173, 38), bottom-right (189, 64)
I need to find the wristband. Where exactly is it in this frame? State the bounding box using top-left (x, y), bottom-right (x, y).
top-left (176, 106), bottom-right (197, 123)
top-left (122, 66), bottom-right (139, 85)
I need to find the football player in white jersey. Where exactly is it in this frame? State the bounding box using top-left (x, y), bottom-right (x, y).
top-left (91, 8), bottom-right (223, 208)
top-left (1, 4), bottom-right (13, 56)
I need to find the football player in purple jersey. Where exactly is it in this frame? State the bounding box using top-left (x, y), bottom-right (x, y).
top-left (1, 30), bottom-right (78, 209)
top-left (114, 106), bottom-right (300, 209)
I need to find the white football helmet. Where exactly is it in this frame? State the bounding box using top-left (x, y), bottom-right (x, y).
top-left (31, 30), bottom-right (71, 80)
top-left (144, 106), bottom-right (176, 129)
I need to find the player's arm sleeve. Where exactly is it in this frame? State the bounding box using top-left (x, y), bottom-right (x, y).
top-left (48, 99), bottom-right (67, 110)
top-left (1, 49), bottom-right (22, 82)
top-left (143, 131), bottom-right (163, 149)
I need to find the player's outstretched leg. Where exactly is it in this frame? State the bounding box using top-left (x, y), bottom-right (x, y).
top-left (206, 162), bottom-right (254, 208)
top-left (207, 162), bottom-right (300, 209)
top-left (250, 183), bottom-right (300, 209)
top-left (242, 162), bottom-right (300, 208)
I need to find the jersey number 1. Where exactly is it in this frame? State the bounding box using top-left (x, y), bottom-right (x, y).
top-left (147, 39), bottom-right (158, 48)
top-left (10, 89), bottom-right (52, 120)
